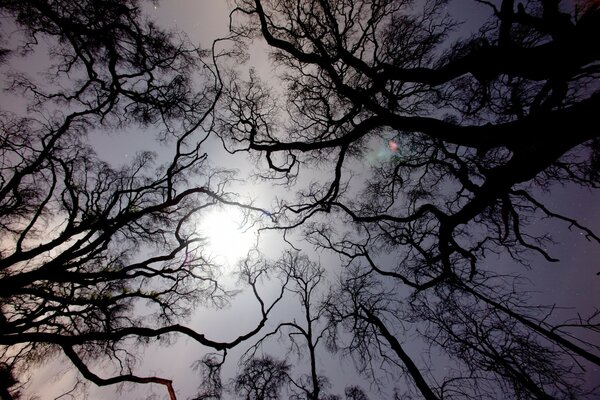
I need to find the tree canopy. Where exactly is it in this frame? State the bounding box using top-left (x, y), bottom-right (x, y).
top-left (1, 0), bottom-right (599, 399)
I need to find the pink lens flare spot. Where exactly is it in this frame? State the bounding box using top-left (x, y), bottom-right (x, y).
top-left (388, 139), bottom-right (399, 152)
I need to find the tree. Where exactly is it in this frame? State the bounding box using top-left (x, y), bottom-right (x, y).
top-left (344, 386), bottom-right (369, 400)
top-left (0, 1), bottom-right (282, 399)
top-left (240, 251), bottom-right (334, 400)
top-left (192, 354), bottom-right (225, 400)
top-left (219, 0), bottom-right (600, 398)
top-left (233, 252), bottom-right (368, 400)
top-left (2, 0), bottom-right (600, 398)
top-left (233, 356), bottom-right (290, 400)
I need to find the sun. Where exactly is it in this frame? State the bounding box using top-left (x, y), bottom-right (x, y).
top-left (197, 206), bottom-right (258, 265)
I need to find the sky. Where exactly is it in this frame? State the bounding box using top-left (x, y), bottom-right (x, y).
top-left (3, 0), bottom-right (600, 399)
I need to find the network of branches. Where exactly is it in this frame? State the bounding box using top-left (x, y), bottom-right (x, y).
top-left (0, 0), bottom-right (599, 399)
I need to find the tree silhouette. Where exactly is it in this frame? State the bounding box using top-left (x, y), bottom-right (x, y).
top-left (192, 354), bottom-right (225, 400)
top-left (0, 1), bottom-right (282, 399)
top-left (233, 356), bottom-right (290, 400)
top-left (234, 253), bottom-right (373, 400)
top-left (240, 252), bottom-right (335, 400)
top-left (220, 0), bottom-right (600, 398)
top-left (1, 0), bottom-right (599, 399)
top-left (344, 386), bottom-right (369, 400)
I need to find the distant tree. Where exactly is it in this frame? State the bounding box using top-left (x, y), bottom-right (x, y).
top-left (192, 354), bottom-right (225, 400)
top-left (223, 0), bottom-right (600, 282)
top-left (233, 355), bottom-right (290, 400)
top-left (2, 0), bottom-right (599, 398)
top-left (240, 251), bottom-right (336, 400)
top-left (221, 0), bottom-right (600, 398)
top-left (344, 385), bottom-right (369, 400)
top-left (0, 1), bottom-right (281, 399)
top-left (323, 268), bottom-right (598, 399)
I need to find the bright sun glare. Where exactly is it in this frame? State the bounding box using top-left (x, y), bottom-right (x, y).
top-left (197, 207), bottom-right (257, 266)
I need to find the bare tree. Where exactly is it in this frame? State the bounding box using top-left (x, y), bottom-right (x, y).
top-left (219, 0), bottom-right (600, 397)
top-left (239, 251), bottom-right (335, 400)
top-left (344, 386), bottom-right (369, 400)
top-left (3, 0), bottom-right (600, 398)
top-left (0, 1), bottom-right (282, 399)
top-left (192, 354), bottom-right (225, 400)
top-left (222, 0), bottom-right (600, 286)
top-left (233, 355), bottom-right (290, 400)
top-left (234, 252), bottom-right (381, 400)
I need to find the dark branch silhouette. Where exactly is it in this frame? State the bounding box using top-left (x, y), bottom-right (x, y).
top-left (0, 1), bottom-right (280, 399)
top-left (2, 0), bottom-right (599, 398)
top-left (233, 355), bottom-right (290, 400)
top-left (220, 0), bottom-right (600, 397)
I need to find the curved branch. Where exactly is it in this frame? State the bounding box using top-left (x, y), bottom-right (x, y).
top-left (62, 345), bottom-right (177, 400)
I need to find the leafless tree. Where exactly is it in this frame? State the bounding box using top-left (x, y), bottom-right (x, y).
top-left (344, 386), bottom-right (369, 400)
top-left (219, 0), bottom-right (600, 397)
top-left (233, 355), bottom-right (290, 400)
top-left (233, 252), bottom-right (376, 400)
top-left (0, 1), bottom-right (282, 399)
top-left (239, 251), bottom-right (336, 400)
top-left (192, 354), bottom-right (225, 400)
